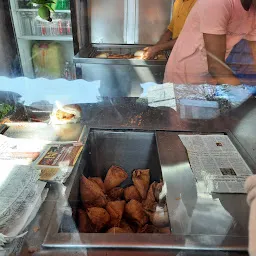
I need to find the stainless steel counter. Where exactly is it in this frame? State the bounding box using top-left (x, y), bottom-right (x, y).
top-left (13, 97), bottom-right (256, 256)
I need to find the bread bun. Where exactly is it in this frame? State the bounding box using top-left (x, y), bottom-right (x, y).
top-left (156, 54), bottom-right (166, 60)
top-left (132, 56), bottom-right (142, 60)
top-left (96, 53), bottom-right (109, 58)
top-left (134, 50), bottom-right (144, 58)
top-left (50, 104), bottom-right (82, 124)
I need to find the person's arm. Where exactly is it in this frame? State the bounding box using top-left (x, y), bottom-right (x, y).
top-left (156, 39), bottom-right (177, 51)
top-left (157, 29), bottom-right (173, 44)
top-left (203, 33), bottom-right (241, 85)
top-left (197, 0), bottom-right (242, 84)
top-left (248, 41), bottom-right (256, 68)
top-left (143, 29), bottom-right (174, 60)
top-left (143, 39), bottom-right (177, 60)
top-left (143, 10), bottom-right (175, 60)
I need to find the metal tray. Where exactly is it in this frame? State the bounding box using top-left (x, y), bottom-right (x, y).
top-left (43, 129), bottom-right (249, 251)
top-left (44, 129), bottom-right (175, 249)
top-left (88, 45), bottom-right (168, 60)
top-left (74, 44), bottom-right (169, 66)
top-left (64, 129), bottom-right (170, 229)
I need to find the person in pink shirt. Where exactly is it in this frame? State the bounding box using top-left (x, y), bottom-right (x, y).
top-left (164, 0), bottom-right (256, 85)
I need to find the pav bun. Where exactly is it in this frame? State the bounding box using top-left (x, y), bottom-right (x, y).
top-left (96, 53), bottom-right (109, 58)
top-left (51, 104), bottom-right (82, 124)
top-left (134, 50), bottom-right (144, 58)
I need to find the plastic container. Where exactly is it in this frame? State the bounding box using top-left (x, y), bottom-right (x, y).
top-left (20, 12), bottom-right (32, 35)
top-left (18, 0), bottom-right (30, 8)
top-left (52, 0), bottom-right (70, 10)
top-left (65, 16), bottom-right (72, 35)
top-left (31, 13), bottom-right (71, 36)
top-left (63, 61), bottom-right (72, 80)
top-left (56, 13), bottom-right (65, 35)
top-left (32, 42), bottom-right (65, 79)
top-left (29, 12), bottom-right (38, 36)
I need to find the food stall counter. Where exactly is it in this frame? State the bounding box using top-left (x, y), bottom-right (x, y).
top-left (1, 94), bottom-right (252, 256)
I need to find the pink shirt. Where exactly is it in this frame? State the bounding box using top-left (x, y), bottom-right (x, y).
top-left (164, 0), bottom-right (256, 85)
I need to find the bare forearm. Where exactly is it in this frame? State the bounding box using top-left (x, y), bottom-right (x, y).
top-left (215, 75), bottom-right (241, 85)
top-left (143, 31), bottom-right (175, 60)
top-left (203, 34), bottom-right (241, 85)
top-left (209, 66), bottom-right (241, 85)
top-left (248, 41), bottom-right (256, 72)
top-left (248, 41), bottom-right (256, 61)
top-left (155, 39), bottom-right (177, 52)
top-left (157, 30), bottom-right (172, 44)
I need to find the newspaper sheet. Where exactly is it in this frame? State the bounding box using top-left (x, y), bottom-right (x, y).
top-left (0, 161), bottom-right (46, 248)
top-left (141, 83), bottom-right (177, 110)
top-left (2, 181), bottom-right (46, 237)
top-left (179, 134), bottom-right (253, 193)
top-left (0, 164), bottom-right (41, 226)
top-left (0, 135), bottom-right (47, 162)
top-left (34, 142), bottom-right (83, 183)
top-left (0, 135), bottom-right (84, 183)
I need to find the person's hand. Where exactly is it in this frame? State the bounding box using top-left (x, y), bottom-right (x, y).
top-left (143, 46), bottom-right (159, 60)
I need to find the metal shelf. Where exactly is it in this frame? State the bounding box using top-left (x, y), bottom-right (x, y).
top-left (16, 8), bottom-right (71, 13)
top-left (18, 35), bottom-right (73, 41)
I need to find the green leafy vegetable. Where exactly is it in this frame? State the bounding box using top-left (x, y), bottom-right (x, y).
top-left (45, 4), bottom-right (55, 12)
top-left (38, 6), bottom-right (51, 20)
top-left (27, 0), bottom-right (55, 21)
top-left (0, 104), bottom-right (14, 120)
